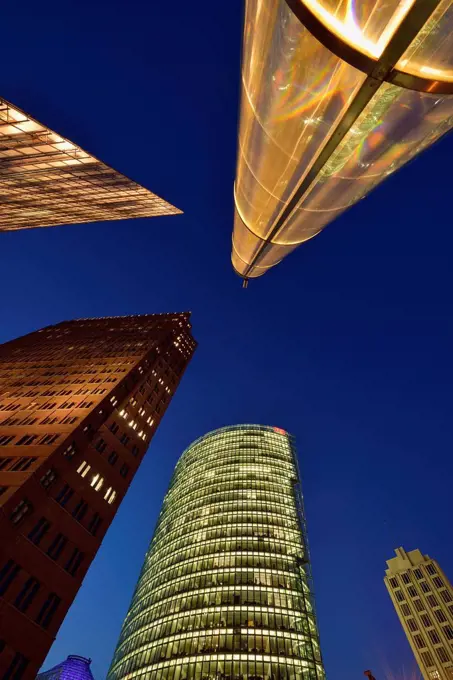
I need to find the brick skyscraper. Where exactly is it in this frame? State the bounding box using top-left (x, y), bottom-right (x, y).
top-left (0, 313), bottom-right (196, 679)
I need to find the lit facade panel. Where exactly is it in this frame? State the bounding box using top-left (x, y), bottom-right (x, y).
top-left (0, 99), bottom-right (180, 231)
top-left (232, 0), bottom-right (453, 279)
top-left (384, 547), bottom-right (453, 680)
top-left (107, 424), bottom-right (325, 680)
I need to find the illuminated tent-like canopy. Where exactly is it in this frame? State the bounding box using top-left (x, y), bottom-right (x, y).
top-left (36, 655), bottom-right (95, 680)
top-left (232, 0), bottom-right (453, 279)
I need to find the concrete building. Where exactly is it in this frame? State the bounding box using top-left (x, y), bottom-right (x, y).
top-left (107, 424), bottom-right (325, 680)
top-left (385, 547), bottom-right (453, 680)
top-left (0, 313), bottom-right (196, 679)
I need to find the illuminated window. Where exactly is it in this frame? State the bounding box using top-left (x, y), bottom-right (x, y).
top-left (77, 461), bottom-right (91, 478)
top-left (91, 473), bottom-right (104, 491)
top-left (104, 487), bottom-right (117, 505)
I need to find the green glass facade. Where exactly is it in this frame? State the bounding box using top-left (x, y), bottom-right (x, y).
top-left (107, 425), bottom-right (325, 680)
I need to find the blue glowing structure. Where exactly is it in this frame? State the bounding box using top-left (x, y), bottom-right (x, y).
top-left (36, 655), bottom-right (95, 680)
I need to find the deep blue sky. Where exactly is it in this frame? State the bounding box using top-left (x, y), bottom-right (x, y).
top-left (2, 0), bottom-right (453, 678)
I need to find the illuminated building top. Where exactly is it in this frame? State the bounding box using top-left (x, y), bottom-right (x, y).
top-left (0, 98), bottom-right (180, 231)
top-left (231, 0), bottom-right (453, 279)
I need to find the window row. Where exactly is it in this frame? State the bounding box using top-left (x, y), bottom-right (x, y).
top-left (136, 568), bottom-right (303, 606)
top-left (166, 479), bottom-right (294, 510)
top-left (0, 372), bottom-right (119, 396)
top-left (127, 586), bottom-right (311, 626)
top-left (0, 645), bottom-right (29, 680)
top-left (406, 608), bottom-right (450, 630)
top-left (142, 554), bottom-right (300, 594)
top-left (419, 646), bottom-right (451, 667)
top-left (150, 537), bottom-right (302, 570)
top-left (388, 563), bottom-right (439, 590)
top-left (180, 440), bottom-right (292, 457)
top-left (161, 498), bottom-right (296, 529)
top-left (180, 438), bottom-right (291, 458)
top-left (0, 432), bottom-right (61, 446)
top-left (53, 483), bottom-right (104, 535)
top-left (0, 411), bottom-right (84, 427)
top-left (153, 513), bottom-right (300, 548)
top-left (0, 456), bottom-right (38, 472)
top-left (170, 457), bottom-right (294, 487)
top-left (0, 560), bottom-right (61, 630)
top-left (173, 456), bottom-right (294, 475)
top-left (108, 652), bottom-right (320, 680)
top-left (26, 516), bottom-right (85, 575)
top-left (395, 582), bottom-right (451, 602)
top-left (117, 615), bottom-right (318, 662)
top-left (151, 525), bottom-right (302, 561)
top-left (135, 572), bottom-right (305, 613)
top-left (113, 631), bottom-right (317, 679)
top-left (158, 507), bottom-right (298, 543)
top-left (176, 455), bottom-right (292, 474)
top-left (142, 550), bottom-right (297, 586)
top-left (76, 460), bottom-right (117, 504)
top-left (119, 606), bottom-right (317, 653)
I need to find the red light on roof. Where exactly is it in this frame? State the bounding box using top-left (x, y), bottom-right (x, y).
top-left (273, 427), bottom-right (286, 435)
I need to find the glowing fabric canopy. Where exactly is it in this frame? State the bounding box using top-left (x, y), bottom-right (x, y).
top-left (232, 0), bottom-right (453, 279)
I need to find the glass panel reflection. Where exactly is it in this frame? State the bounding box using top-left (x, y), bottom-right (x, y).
top-left (279, 83), bottom-right (453, 242)
top-left (233, 0), bottom-right (365, 276)
top-left (301, 0), bottom-right (415, 57)
top-left (397, 0), bottom-right (453, 80)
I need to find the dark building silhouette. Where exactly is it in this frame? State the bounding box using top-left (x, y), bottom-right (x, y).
top-left (0, 313), bottom-right (196, 679)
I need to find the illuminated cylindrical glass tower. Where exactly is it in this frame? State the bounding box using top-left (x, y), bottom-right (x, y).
top-left (107, 425), bottom-right (325, 680)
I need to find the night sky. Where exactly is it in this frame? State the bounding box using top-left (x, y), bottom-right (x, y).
top-left (2, 0), bottom-right (453, 679)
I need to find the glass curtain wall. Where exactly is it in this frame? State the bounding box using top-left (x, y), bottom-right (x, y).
top-left (107, 425), bottom-right (325, 680)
